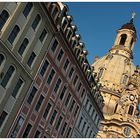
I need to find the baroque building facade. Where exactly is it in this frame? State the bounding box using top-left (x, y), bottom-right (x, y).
top-left (92, 14), bottom-right (140, 138)
top-left (0, 2), bottom-right (104, 138)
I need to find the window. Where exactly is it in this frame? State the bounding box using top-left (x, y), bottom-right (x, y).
top-left (0, 53), bottom-right (5, 66)
top-left (61, 122), bottom-right (67, 136)
top-left (22, 123), bottom-right (32, 138)
top-left (43, 103), bottom-right (52, 119)
top-left (78, 116), bottom-right (83, 129)
top-left (40, 59), bottom-right (49, 76)
top-left (88, 104), bottom-right (92, 113)
top-left (53, 78), bottom-right (62, 93)
top-left (60, 85), bottom-right (67, 100)
top-left (1, 65), bottom-right (15, 88)
top-left (51, 39), bottom-right (58, 53)
top-left (34, 130), bottom-right (41, 138)
top-left (66, 127), bottom-right (72, 138)
top-left (8, 25), bottom-right (20, 44)
top-left (57, 49), bottom-right (64, 62)
top-left (98, 68), bottom-right (104, 78)
top-left (122, 75), bottom-right (128, 84)
top-left (0, 111), bottom-right (8, 127)
top-left (55, 116), bottom-right (63, 131)
top-left (39, 29), bottom-right (47, 43)
top-left (27, 52), bottom-right (36, 67)
top-left (47, 69), bottom-right (55, 85)
top-left (81, 121), bottom-right (86, 133)
top-left (119, 34), bottom-right (127, 45)
top-left (62, 19), bottom-right (67, 30)
top-left (65, 93), bottom-right (71, 107)
top-left (35, 95), bottom-right (44, 112)
top-left (130, 38), bottom-right (134, 48)
top-left (81, 88), bottom-right (85, 98)
top-left (128, 105), bottom-right (134, 115)
top-left (91, 109), bottom-right (95, 118)
top-left (114, 104), bottom-right (118, 113)
top-left (0, 10), bottom-right (9, 30)
top-left (77, 82), bottom-right (82, 92)
top-left (68, 67), bottom-right (74, 79)
top-left (23, 2), bottom-right (33, 17)
top-left (74, 105), bottom-right (79, 117)
top-left (85, 99), bottom-right (89, 109)
top-left (69, 100), bottom-right (75, 112)
top-left (12, 78), bottom-right (24, 98)
top-left (89, 130), bottom-right (93, 138)
top-left (10, 116), bottom-right (24, 138)
top-left (18, 38), bottom-right (29, 56)
top-left (50, 110), bottom-right (57, 125)
top-left (63, 59), bottom-right (70, 71)
top-left (51, 6), bottom-right (58, 18)
top-left (27, 86), bottom-right (37, 104)
top-left (73, 75), bottom-right (78, 85)
top-left (32, 14), bottom-right (41, 30)
top-left (85, 126), bottom-right (89, 137)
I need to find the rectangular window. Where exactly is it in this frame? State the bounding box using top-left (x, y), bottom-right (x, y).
top-left (62, 19), bottom-right (67, 30)
top-left (73, 75), bottom-right (78, 85)
top-left (35, 95), bottom-right (44, 112)
top-left (40, 59), bottom-right (49, 76)
top-left (61, 122), bottom-right (67, 136)
top-left (51, 39), bottom-right (58, 53)
top-left (74, 105), bottom-right (79, 117)
top-left (81, 122), bottom-right (86, 133)
top-left (32, 14), bottom-right (41, 30)
top-left (43, 103), bottom-right (52, 119)
top-left (60, 85), bottom-right (67, 100)
top-left (27, 52), bottom-right (36, 67)
top-left (68, 67), bottom-right (74, 79)
top-left (77, 82), bottom-right (82, 92)
top-left (34, 130), bottom-right (41, 138)
top-left (10, 116), bottom-right (24, 138)
top-left (66, 127), bottom-right (72, 138)
top-left (85, 126), bottom-right (89, 137)
top-left (55, 116), bottom-right (63, 131)
top-left (63, 59), bottom-right (70, 71)
top-left (39, 29), bottom-right (47, 43)
top-left (57, 49), bottom-right (64, 62)
top-left (50, 110), bottom-right (57, 125)
top-left (81, 88), bottom-right (85, 98)
top-left (85, 99), bottom-right (89, 109)
top-left (91, 109), bottom-right (95, 118)
top-left (78, 116), bottom-right (83, 129)
top-left (89, 130), bottom-right (92, 137)
top-left (0, 111), bottom-right (8, 127)
top-left (88, 104), bottom-right (92, 113)
top-left (27, 86), bottom-right (37, 104)
top-left (69, 100), bottom-right (75, 112)
top-left (22, 123), bottom-right (32, 138)
top-left (47, 69), bottom-right (55, 85)
top-left (65, 93), bottom-right (71, 107)
top-left (53, 78), bottom-right (62, 93)
top-left (12, 78), bottom-right (24, 98)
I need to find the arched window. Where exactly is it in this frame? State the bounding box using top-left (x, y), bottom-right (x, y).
top-left (8, 25), bottom-right (20, 44)
top-left (114, 104), bottom-right (118, 113)
top-left (129, 38), bottom-right (134, 48)
top-left (32, 14), bottom-right (41, 30)
top-left (119, 34), bottom-right (127, 45)
top-left (1, 65), bottom-right (15, 88)
top-left (122, 75), bottom-right (128, 84)
top-left (0, 10), bottom-right (9, 30)
top-left (128, 105), bottom-right (134, 115)
top-left (18, 38), bottom-right (29, 56)
top-left (51, 6), bottom-right (59, 18)
top-left (23, 2), bottom-right (33, 17)
top-left (0, 54), bottom-right (5, 66)
top-left (98, 68), bottom-right (104, 78)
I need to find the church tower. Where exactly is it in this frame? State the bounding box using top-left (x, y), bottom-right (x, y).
top-left (92, 13), bottom-right (140, 138)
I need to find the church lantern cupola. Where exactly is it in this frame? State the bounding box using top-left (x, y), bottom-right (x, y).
top-left (110, 12), bottom-right (137, 59)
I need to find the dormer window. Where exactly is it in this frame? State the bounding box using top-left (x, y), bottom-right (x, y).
top-left (119, 34), bottom-right (127, 45)
top-left (61, 18), bottom-right (68, 31)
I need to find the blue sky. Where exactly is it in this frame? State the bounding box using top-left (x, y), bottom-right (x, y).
top-left (66, 2), bottom-right (140, 66)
